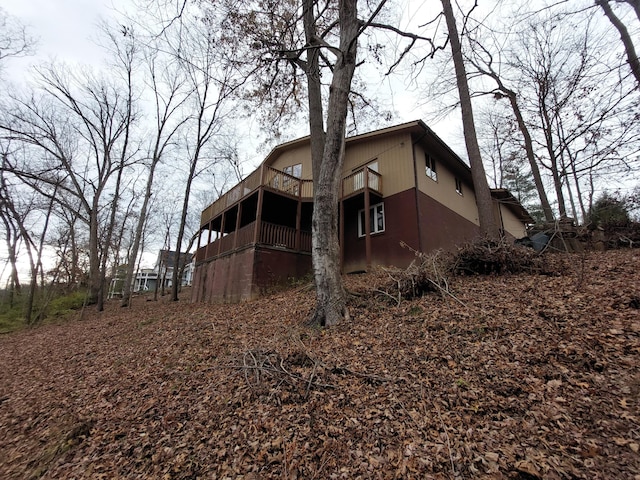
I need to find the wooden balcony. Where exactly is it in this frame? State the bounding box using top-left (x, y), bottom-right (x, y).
top-left (342, 166), bottom-right (382, 198)
top-left (200, 166), bottom-right (314, 226)
top-left (195, 221), bottom-right (312, 262)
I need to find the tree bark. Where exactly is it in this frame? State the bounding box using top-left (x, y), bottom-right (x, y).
top-left (308, 0), bottom-right (359, 327)
top-left (507, 93), bottom-right (555, 222)
top-left (441, 0), bottom-right (499, 238)
top-left (597, 0), bottom-right (640, 86)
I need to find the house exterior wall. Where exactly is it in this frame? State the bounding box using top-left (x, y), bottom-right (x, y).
top-left (343, 189), bottom-right (420, 273)
top-left (417, 189), bottom-right (481, 254)
top-left (268, 144), bottom-right (313, 180)
top-left (253, 249), bottom-right (312, 291)
top-left (191, 246), bottom-right (312, 303)
top-left (497, 203), bottom-right (527, 238)
top-left (191, 247), bottom-right (257, 303)
top-left (414, 143), bottom-right (481, 226)
top-left (343, 132), bottom-right (416, 197)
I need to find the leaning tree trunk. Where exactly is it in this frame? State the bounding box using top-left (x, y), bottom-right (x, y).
top-left (308, 0), bottom-right (359, 327)
top-left (507, 93), bottom-right (555, 222)
top-left (441, 0), bottom-right (499, 239)
top-left (597, 0), bottom-right (640, 87)
top-left (121, 156), bottom-right (160, 307)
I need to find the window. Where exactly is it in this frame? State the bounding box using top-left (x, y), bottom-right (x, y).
top-left (426, 155), bottom-right (437, 181)
top-left (282, 163), bottom-right (302, 193)
top-left (283, 163), bottom-right (302, 178)
top-left (358, 202), bottom-right (385, 237)
top-left (455, 178), bottom-right (463, 195)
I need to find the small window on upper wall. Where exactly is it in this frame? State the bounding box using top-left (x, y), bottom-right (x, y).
top-left (426, 155), bottom-right (437, 181)
top-left (455, 178), bottom-right (463, 195)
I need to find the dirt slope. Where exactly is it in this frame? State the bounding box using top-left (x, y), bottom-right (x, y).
top-left (0, 250), bottom-right (639, 479)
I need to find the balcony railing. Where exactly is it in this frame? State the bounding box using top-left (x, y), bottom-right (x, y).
top-left (200, 165), bottom-right (314, 226)
top-left (342, 166), bottom-right (382, 198)
top-left (195, 221), bottom-right (312, 262)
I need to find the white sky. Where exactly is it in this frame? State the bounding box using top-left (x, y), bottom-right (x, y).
top-left (1, 0), bottom-right (122, 72)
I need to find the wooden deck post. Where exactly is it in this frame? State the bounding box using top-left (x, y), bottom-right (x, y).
top-left (295, 189), bottom-right (302, 251)
top-left (254, 187), bottom-right (264, 245)
top-left (217, 213), bottom-right (226, 256)
top-left (364, 167), bottom-right (372, 268)
top-left (233, 202), bottom-right (243, 249)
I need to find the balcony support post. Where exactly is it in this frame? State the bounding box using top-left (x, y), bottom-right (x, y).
top-left (233, 202), bottom-right (243, 249)
top-left (217, 214), bottom-right (226, 256)
top-left (364, 180), bottom-right (372, 268)
top-left (254, 187), bottom-right (264, 245)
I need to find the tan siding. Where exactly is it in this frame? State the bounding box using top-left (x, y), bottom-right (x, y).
top-left (269, 144), bottom-right (313, 180)
top-left (344, 132), bottom-right (415, 197)
top-left (414, 144), bottom-right (480, 226)
top-left (497, 204), bottom-right (527, 238)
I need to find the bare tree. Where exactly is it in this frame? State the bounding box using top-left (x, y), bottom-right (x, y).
top-left (0, 7), bottom-right (35, 71)
top-left (596, 0), bottom-right (640, 86)
top-left (440, 0), bottom-right (499, 238)
top-left (120, 27), bottom-right (191, 307)
top-left (161, 12), bottom-right (240, 302)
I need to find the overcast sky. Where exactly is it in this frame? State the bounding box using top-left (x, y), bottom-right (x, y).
top-left (1, 0), bottom-right (134, 78)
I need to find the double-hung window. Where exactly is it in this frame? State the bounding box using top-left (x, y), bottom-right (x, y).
top-left (358, 202), bottom-right (385, 237)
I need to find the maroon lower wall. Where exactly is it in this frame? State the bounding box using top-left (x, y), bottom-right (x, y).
top-left (191, 247), bottom-right (256, 303)
top-left (191, 246), bottom-right (311, 303)
top-left (342, 189), bottom-right (421, 273)
top-left (253, 248), bottom-right (312, 292)
top-left (342, 188), bottom-right (481, 273)
top-left (416, 190), bottom-right (480, 253)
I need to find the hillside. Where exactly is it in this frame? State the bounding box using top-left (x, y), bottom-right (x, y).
top-left (0, 249), bottom-right (639, 479)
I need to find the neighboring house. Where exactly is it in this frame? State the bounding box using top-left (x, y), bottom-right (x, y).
top-left (192, 120), bottom-right (533, 303)
top-left (155, 250), bottom-right (195, 289)
top-left (108, 250), bottom-right (194, 298)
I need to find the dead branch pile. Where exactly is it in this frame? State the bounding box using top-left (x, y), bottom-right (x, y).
top-left (376, 245), bottom-right (454, 303)
top-left (452, 237), bottom-right (544, 275)
top-left (233, 349), bottom-right (335, 403)
top-left (377, 238), bottom-right (554, 303)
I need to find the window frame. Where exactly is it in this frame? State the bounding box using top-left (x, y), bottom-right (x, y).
top-left (426, 155), bottom-right (437, 181)
top-left (455, 177), bottom-right (463, 196)
top-left (284, 163), bottom-right (302, 178)
top-left (357, 202), bottom-right (385, 237)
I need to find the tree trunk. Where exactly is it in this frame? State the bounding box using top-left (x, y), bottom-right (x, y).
top-left (441, 0), bottom-right (499, 238)
top-left (507, 94), bottom-right (555, 221)
top-left (121, 157), bottom-right (160, 307)
top-left (597, 0), bottom-right (640, 86)
top-left (308, 0), bottom-right (359, 327)
top-left (303, 0), bottom-right (326, 183)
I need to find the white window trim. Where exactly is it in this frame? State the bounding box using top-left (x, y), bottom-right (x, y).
top-left (358, 202), bottom-right (385, 237)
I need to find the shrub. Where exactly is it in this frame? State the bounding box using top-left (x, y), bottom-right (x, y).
top-left (47, 291), bottom-right (88, 317)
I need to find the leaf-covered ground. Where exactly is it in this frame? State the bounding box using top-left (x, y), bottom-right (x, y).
top-left (0, 250), bottom-right (639, 479)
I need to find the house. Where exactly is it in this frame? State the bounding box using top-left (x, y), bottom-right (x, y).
top-left (192, 120), bottom-right (533, 303)
top-left (107, 250), bottom-right (194, 298)
top-left (154, 250), bottom-right (195, 290)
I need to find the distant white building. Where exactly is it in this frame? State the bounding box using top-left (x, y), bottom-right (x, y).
top-left (108, 250), bottom-right (194, 298)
